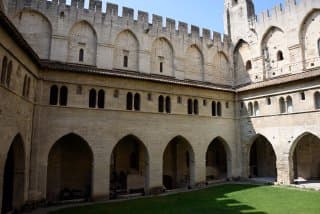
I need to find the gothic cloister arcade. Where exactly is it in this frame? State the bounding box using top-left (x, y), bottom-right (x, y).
top-left (110, 135), bottom-right (149, 197)
top-left (249, 135), bottom-right (277, 180)
top-left (162, 136), bottom-right (195, 190)
top-left (46, 134), bottom-right (93, 202)
top-left (1, 134), bottom-right (25, 214)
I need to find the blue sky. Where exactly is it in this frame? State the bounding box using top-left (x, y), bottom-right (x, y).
top-left (66, 0), bottom-right (284, 33)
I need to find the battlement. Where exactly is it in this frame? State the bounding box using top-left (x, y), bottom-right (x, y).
top-left (250, 0), bottom-right (315, 28)
top-left (12, 0), bottom-right (230, 46)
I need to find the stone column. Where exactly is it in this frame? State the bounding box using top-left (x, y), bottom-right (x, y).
top-left (147, 145), bottom-right (163, 194)
top-left (277, 152), bottom-right (291, 185)
top-left (91, 152), bottom-right (109, 200)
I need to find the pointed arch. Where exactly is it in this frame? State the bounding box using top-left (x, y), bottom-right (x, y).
top-left (185, 44), bottom-right (204, 81)
top-left (13, 9), bottom-right (52, 58)
top-left (46, 133), bottom-right (93, 201)
top-left (68, 20), bottom-right (97, 65)
top-left (114, 29), bottom-right (139, 71)
top-left (151, 37), bottom-right (174, 76)
top-left (110, 134), bottom-right (149, 196)
top-left (233, 39), bottom-right (252, 85)
top-left (299, 9), bottom-right (320, 69)
top-left (163, 135), bottom-right (195, 190)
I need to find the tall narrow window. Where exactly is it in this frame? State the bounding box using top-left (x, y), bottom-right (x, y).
top-left (59, 86), bottom-right (68, 106)
top-left (246, 60), bottom-right (252, 71)
top-left (1, 56), bottom-right (7, 84)
top-left (160, 62), bottom-right (163, 73)
top-left (165, 96), bottom-right (171, 113)
top-left (98, 90), bottom-right (105, 109)
top-left (123, 55), bottom-right (128, 68)
top-left (194, 99), bottom-right (199, 115)
top-left (248, 102), bottom-right (253, 116)
top-left (212, 101), bottom-right (216, 116)
top-left (315, 92), bottom-right (320, 109)
top-left (49, 85), bottom-right (58, 105)
top-left (318, 39), bottom-right (320, 57)
top-left (79, 49), bottom-right (84, 62)
top-left (6, 61), bottom-right (12, 87)
top-left (188, 99), bottom-right (193, 115)
top-left (277, 51), bottom-right (284, 61)
top-left (26, 77), bottom-right (31, 97)
top-left (126, 92), bottom-right (133, 110)
top-left (134, 93), bottom-right (141, 111)
top-left (254, 101), bottom-right (259, 116)
top-left (279, 97), bottom-right (286, 113)
top-left (22, 75), bottom-right (27, 97)
top-left (286, 96), bottom-right (293, 113)
top-left (89, 89), bottom-right (97, 108)
top-left (158, 95), bottom-right (164, 113)
top-left (217, 102), bottom-right (222, 116)
top-left (300, 92), bottom-right (305, 100)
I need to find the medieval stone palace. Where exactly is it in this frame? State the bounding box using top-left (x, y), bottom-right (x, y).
top-left (0, 0), bottom-right (319, 212)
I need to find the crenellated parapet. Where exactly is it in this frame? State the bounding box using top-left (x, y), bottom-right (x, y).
top-left (8, 0), bottom-right (234, 86)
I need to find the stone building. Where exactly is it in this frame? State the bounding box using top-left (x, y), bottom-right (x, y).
top-left (0, 0), bottom-right (319, 212)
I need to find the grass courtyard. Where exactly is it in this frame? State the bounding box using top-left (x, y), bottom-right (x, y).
top-left (52, 184), bottom-right (320, 214)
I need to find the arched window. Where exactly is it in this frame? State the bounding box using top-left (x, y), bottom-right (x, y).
top-left (165, 96), bottom-right (171, 113)
top-left (79, 49), bottom-right (84, 62)
top-left (194, 99), bottom-right (199, 115)
top-left (246, 60), bottom-right (252, 71)
top-left (277, 51), bottom-right (284, 61)
top-left (6, 61), bottom-right (12, 87)
top-left (318, 39), bottom-right (320, 57)
top-left (212, 101), bottom-right (216, 116)
top-left (217, 102), bottom-right (222, 116)
top-left (158, 95), bottom-right (164, 113)
top-left (279, 97), bottom-right (286, 113)
top-left (134, 93), bottom-right (140, 111)
top-left (188, 99), bottom-right (193, 115)
top-left (1, 56), bottom-right (7, 84)
top-left (254, 101), bottom-right (260, 116)
top-left (123, 55), bottom-right (128, 67)
top-left (160, 62), bottom-right (163, 73)
top-left (126, 92), bottom-right (133, 110)
top-left (49, 85), bottom-right (58, 105)
top-left (98, 90), bottom-right (105, 109)
top-left (286, 96), bottom-right (293, 113)
top-left (315, 92), bottom-right (320, 109)
top-left (59, 86), bottom-right (68, 106)
top-left (248, 102), bottom-right (253, 116)
top-left (89, 89), bottom-right (97, 108)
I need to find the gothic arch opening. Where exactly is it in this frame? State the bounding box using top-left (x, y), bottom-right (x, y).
top-left (151, 37), bottom-right (174, 76)
top-left (206, 137), bottom-right (230, 183)
top-left (212, 52), bottom-right (231, 83)
top-left (113, 30), bottom-right (139, 71)
top-left (163, 136), bottom-right (195, 190)
top-left (249, 135), bottom-right (277, 180)
top-left (234, 40), bottom-right (252, 85)
top-left (13, 9), bottom-right (52, 59)
top-left (185, 45), bottom-right (204, 81)
top-left (46, 133), bottom-right (93, 202)
top-left (110, 135), bottom-right (149, 198)
top-left (261, 26), bottom-right (287, 78)
top-left (300, 9), bottom-right (320, 69)
top-left (1, 134), bottom-right (25, 214)
top-left (68, 21), bottom-right (97, 65)
top-left (291, 133), bottom-right (320, 183)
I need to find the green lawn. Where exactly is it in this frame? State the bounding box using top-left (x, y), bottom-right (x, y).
top-left (52, 184), bottom-right (320, 214)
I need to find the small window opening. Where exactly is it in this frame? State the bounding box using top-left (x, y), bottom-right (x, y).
top-left (277, 51), bottom-right (284, 61)
top-left (79, 49), bottom-right (84, 62)
top-left (246, 60), bottom-right (252, 71)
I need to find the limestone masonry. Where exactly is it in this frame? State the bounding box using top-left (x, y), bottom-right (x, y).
top-left (0, 0), bottom-right (319, 212)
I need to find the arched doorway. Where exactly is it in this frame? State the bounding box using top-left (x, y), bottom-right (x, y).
top-left (292, 133), bottom-right (320, 183)
top-left (110, 135), bottom-right (149, 198)
top-left (46, 134), bottom-right (93, 202)
top-left (163, 136), bottom-right (195, 190)
top-left (249, 135), bottom-right (277, 180)
top-left (206, 138), bottom-right (229, 182)
top-left (2, 134), bottom-right (25, 214)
